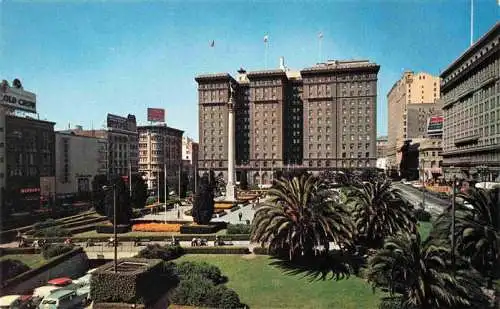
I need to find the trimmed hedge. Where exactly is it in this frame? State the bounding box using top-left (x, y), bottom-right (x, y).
top-left (90, 259), bottom-right (178, 306)
top-left (26, 233), bottom-right (250, 243)
top-left (180, 222), bottom-right (226, 234)
top-left (183, 246), bottom-right (249, 255)
top-left (176, 261), bottom-right (225, 284)
top-left (0, 247), bottom-right (41, 255)
top-left (227, 224), bottom-right (251, 235)
top-left (230, 205), bottom-right (241, 212)
top-left (33, 226), bottom-right (72, 238)
top-left (414, 208), bottom-right (432, 222)
top-left (0, 259), bottom-right (30, 282)
top-left (96, 224), bottom-right (131, 234)
top-left (33, 219), bottom-right (57, 230)
top-left (42, 244), bottom-right (74, 259)
top-left (137, 244), bottom-right (183, 261)
top-left (252, 246), bottom-right (269, 255)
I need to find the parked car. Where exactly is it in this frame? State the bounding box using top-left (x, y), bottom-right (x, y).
top-left (38, 290), bottom-right (83, 309)
top-left (32, 287), bottom-right (62, 305)
top-left (0, 295), bottom-right (34, 309)
top-left (46, 278), bottom-right (72, 287)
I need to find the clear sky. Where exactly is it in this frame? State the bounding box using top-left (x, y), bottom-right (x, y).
top-left (1, 0), bottom-right (498, 140)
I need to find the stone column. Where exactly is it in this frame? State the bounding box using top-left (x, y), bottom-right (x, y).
top-left (225, 87), bottom-right (237, 202)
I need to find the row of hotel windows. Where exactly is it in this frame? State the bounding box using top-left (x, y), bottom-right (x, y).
top-left (443, 59), bottom-right (498, 99)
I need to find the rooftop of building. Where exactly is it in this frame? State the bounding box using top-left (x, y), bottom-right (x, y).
top-left (56, 129), bottom-right (108, 140)
top-left (441, 21), bottom-right (499, 78)
top-left (6, 114), bottom-right (56, 125)
top-left (137, 123), bottom-right (184, 136)
top-left (301, 59), bottom-right (380, 74)
top-left (194, 73), bottom-right (234, 82)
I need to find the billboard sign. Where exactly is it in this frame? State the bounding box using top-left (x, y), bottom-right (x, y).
top-left (0, 79), bottom-right (37, 113)
top-left (107, 113), bottom-right (129, 130)
top-left (147, 108), bottom-right (165, 122)
top-left (427, 116), bottom-right (443, 135)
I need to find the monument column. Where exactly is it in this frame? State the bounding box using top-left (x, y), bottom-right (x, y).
top-left (225, 83), bottom-right (237, 201)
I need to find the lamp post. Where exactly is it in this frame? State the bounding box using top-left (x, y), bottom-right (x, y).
top-left (420, 158), bottom-right (425, 210)
top-left (102, 184), bottom-right (117, 273)
top-left (451, 175), bottom-right (457, 275)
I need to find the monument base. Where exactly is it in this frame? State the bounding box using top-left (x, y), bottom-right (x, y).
top-left (225, 182), bottom-right (238, 202)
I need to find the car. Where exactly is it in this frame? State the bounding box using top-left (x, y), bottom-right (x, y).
top-left (0, 295), bottom-right (34, 309)
top-left (47, 278), bottom-right (72, 287)
top-left (38, 290), bottom-right (83, 309)
top-left (32, 286), bottom-right (63, 303)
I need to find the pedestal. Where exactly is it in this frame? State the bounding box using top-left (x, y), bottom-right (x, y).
top-left (225, 182), bottom-right (237, 202)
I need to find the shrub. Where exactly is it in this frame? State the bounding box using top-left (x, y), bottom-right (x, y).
top-left (183, 246), bottom-right (250, 255)
top-left (180, 223), bottom-right (225, 234)
top-left (33, 219), bottom-right (57, 230)
top-left (215, 285), bottom-right (241, 309)
top-left (176, 261), bottom-right (225, 284)
top-left (137, 244), bottom-right (184, 261)
top-left (132, 223), bottom-right (181, 232)
top-left (378, 296), bottom-right (404, 309)
top-left (0, 259), bottom-right (30, 281)
top-left (414, 208), bottom-right (432, 222)
top-left (95, 224), bottom-right (130, 234)
top-left (170, 276), bottom-right (214, 306)
top-left (42, 244), bottom-right (73, 259)
top-left (227, 224), bottom-right (251, 235)
top-left (33, 226), bottom-right (72, 238)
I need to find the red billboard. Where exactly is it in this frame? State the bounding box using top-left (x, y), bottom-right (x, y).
top-left (427, 116), bottom-right (443, 135)
top-left (147, 108), bottom-right (165, 122)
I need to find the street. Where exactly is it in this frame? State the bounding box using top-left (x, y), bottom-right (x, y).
top-left (393, 182), bottom-right (449, 215)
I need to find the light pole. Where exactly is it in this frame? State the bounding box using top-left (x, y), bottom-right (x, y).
top-left (102, 184), bottom-right (117, 273)
top-left (420, 158), bottom-right (425, 209)
top-left (451, 175), bottom-right (457, 275)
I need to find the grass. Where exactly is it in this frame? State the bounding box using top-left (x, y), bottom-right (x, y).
top-left (175, 255), bottom-right (383, 309)
top-left (0, 254), bottom-right (46, 268)
top-left (418, 221), bottom-right (432, 240)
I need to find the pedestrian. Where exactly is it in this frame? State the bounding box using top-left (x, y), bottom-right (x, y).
top-left (238, 212), bottom-right (243, 221)
top-left (16, 231), bottom-right (22, 246)
top-left (177, 209), bottom-right (180, 219)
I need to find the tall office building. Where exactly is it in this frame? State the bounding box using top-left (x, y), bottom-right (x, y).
top-left (441, 22), bottom-right (500, 181)
top-left (386, 71), bottom-right (441, 171)
top-left (196, 59), bottom-right (380, 185)
top-left (137, 124), bottom-right (183, 190)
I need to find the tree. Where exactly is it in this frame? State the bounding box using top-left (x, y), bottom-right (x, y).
top-left (368, 232), bottom-right (489, 309)
top-left (157, 176), bottom-right (169, 203)
top-left (345, 177), bottom-right (416, 249)
top-left (251, 174), bottom-right (354, 260)
top-left (91, 174), bottom-right (108, 215)
top-left (131, 174), bottom-right (148, 209)
top-left (180, 172), bottom-right (189, 198)
top-left (433, 187), bottom-right (500, 287)
top-left (192, 175), bottom-right (214, 225)
top-left (104, 176), bottom-right (132, 225)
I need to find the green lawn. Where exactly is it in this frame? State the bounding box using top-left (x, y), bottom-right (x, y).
top-left (0, 254), bottom-right (46, 268)
top-left (175, 255), bottom-right (383, 309)
top-left (418, 221), bottom-right (432, 240)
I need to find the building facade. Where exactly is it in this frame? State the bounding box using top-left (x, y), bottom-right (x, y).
top-left (196, 59), bottom-right (380, 185)
top-left (182, 136), bottom-right (199, 179)
top-left (137, 124), bottom-right (184, 190)
top-left (55, 131), bottom-right (107, 196)
top-left (3, 115), bottom-right (55, 213)
top-left (376, 136), bottom-right (388, 158)
top-left (386, 71), bottom-right (441, 172)
top-left (441, 22), bottom-right (500, 181)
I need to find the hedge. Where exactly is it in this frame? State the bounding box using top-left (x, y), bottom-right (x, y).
top-left (90, 258), bottom-right (178, 306)
top-left (96, 224), bottom-right (131, 234)
top-left (0, 259), bottom-right (30, 282)
top-left (137, 244), bottom-right (183, 261)
top-left (227, 224), bottom-right (251, 235)
top-left (42, 244), bottom-right (74, 259)
top-left (26, 233), bottom-right (251, 243)
top-left (414, 208), bottom-right (432, 222)
top-left (252, 246), bottom-right (269, 255)
top-left (180, 223), bottom-right (226, 234)
top-left (182, 246), bottom-right (250, 255)
top-left (230, 205), bottom-right (241, 213)
top-left (33, 226), bottom-right (72, 238)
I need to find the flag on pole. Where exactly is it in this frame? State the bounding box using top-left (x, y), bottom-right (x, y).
top-left (209, 40), bottom-right (215, 47)
top-left (263, 35), bottom-right (269, 43)
top-left (318, 32), bottom-right (323, 39)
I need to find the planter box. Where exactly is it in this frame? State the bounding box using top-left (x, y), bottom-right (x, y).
top-left (180, 222), bottom-right (226, 234)
top-left (96, 224), bottom-right (131, 234)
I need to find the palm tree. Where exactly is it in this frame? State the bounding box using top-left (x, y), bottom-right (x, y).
top-left (368, 232), bottom-right (489, 309)
top-left (251, 174), bottom-right (353, 260)
top-left (345, 177), bottom-right (416, 248)
top-left (433, 187), bottom-right (499, 288)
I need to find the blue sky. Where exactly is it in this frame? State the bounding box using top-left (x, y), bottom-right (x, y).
top-left (1, 0), bottom-right (498, 140)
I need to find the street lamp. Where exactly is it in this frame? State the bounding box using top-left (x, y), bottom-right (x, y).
top-left (451, 175), bottom-right (458, 275)
top-left (420, 158), bottom-right (425, 210)
top-left (102, 184), bottom-right (117, 273)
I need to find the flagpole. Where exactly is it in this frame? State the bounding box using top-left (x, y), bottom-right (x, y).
top-left (470, 0), bottom-right (474, 46)
top-left (264, 35), bottom-right (269, 69)
top-left (318, 32), bottom-right (323, 63)
top-left (164, 162), bottom-right (167, 223)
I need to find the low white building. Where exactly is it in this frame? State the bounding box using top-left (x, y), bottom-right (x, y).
top-left (55, 131), bottom-right (107, 195)
top-left (376, 157), bottom-right (388, 171)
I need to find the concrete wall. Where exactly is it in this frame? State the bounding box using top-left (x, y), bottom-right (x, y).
top-left (1, 249), bottom-right (89, 295)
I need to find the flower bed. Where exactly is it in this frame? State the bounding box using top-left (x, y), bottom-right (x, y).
top-left (214, 203), bottom-right (235, 210)
top-left (132, 223), bottom-right (181, 233)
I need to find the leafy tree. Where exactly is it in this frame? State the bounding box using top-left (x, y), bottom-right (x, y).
top-left (251, 174), bottom-right (354, 260)
top-left (131, 174), bottom-right (148, 209)
top-left (91, 174), bottom-right (108, 215)
top-left (192, 175), bottom-right (214, 225)
top-left (433, 187), bottom-right (500, 288)
top-left (345, 177), bottom-right (416, 249)
top-left (104, 176), bottom-right (132, 225)
top-left (180, 172), bottom-right (189, 198)
top-left (368, 232), bottom-right (489, 309)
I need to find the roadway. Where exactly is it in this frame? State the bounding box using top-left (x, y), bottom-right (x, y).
top-left (392, 182), bottom-right (450, 215)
